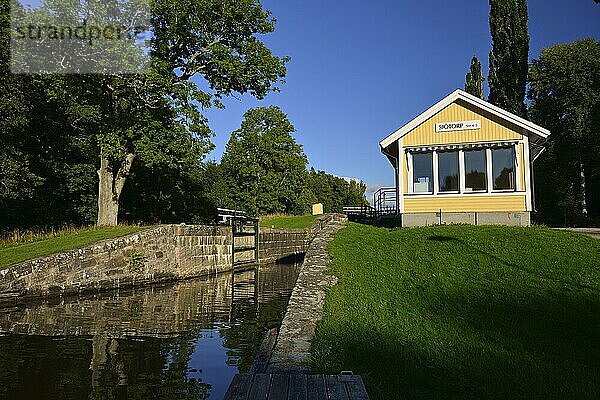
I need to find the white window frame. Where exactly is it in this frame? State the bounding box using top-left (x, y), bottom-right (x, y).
top-left (490, 146), bottom-right (518, 192)
top-left (437, 150), bottom-right (460, 194)
top-left (458, 150), bottom-right (466, 193)
top-left (405, 142), bottom-right (524, 197)
top-left (432, 150), bottom-right (439, 195)
top-left (462, 148), bottom-right (489, 194)
top-left (411, 151), bottom-right (434, 194)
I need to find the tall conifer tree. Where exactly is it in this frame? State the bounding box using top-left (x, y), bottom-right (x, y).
top-left (488, 0), bottom-right (529, 116)
top-left (465, 56), bottom-right (485, 99)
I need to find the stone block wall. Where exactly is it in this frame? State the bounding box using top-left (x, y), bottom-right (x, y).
top-left (0, 225), bottom-right (232, 305)
top-left (0, 214), bottom-right (346, 306)
top-left (257, 214), bottom-right (347, 264)
top-left (258, 229), bottom-right (308, 264)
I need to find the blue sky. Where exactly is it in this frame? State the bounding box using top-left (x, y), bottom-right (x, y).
top-left (18, 0), bottom-right (599, 193)
top-left (199, 0), bottom-right (599, 194)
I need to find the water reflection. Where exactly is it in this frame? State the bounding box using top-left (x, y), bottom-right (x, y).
top-left (0, 261), bottom-right (301, 400)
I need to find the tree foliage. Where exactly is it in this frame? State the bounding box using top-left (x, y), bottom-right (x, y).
top-left (306, 169), bottom-right (368, 213)
top-left (0, 0), bottom-right (290, 228)
top-left (488, 0), bottom-right (529, 116)
top-left (528, 38), bottom-right (600, 225)
top-left (0, 0), bottom-right (42, 205)
top-left (220, 106), bottom-right (309, 216)
top-left (465, 56), bottom-right (485, 99)
top-left (217, 106), bottom-right (368, 217)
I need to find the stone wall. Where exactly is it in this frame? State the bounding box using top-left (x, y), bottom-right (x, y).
top-left (0, 225), bottom-right (232, 305)
top-left (258, 228), bottom-right (308, 264)
top-left (267, 214), bottom-right (348, 372)
top-left (0, 215), bottom-right (343, 306)
top-left (257, 214), bottom-right (348, 264)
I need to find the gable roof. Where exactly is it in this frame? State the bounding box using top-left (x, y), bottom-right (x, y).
top-left (379, 89), bottom-right (550, 150)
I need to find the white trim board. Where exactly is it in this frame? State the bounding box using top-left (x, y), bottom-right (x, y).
top-left (380, 89), bottom-right (550, 150)
top-left (404, 191), bottom-right (526, 199)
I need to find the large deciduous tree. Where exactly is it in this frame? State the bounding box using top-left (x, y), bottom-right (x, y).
top-left (90, 0), bottom-right (288, 225)
top-left (488, 0), bottom-right (529, 116)
top-left (8, 0), bottom-right (289, 226)
top-left (528, 38), bottom-right (600, 225)
top-left (220, 106), bottom-right (309, 216)
top-left (0, 1), bottom-right (41, 202)
top-left (465, 56), bottom-right (485, 99)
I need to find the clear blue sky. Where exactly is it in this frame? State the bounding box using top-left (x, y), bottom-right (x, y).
top-left (200, 0), bottom-right (599, 195)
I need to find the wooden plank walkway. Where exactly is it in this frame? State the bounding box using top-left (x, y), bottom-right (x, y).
top-left (224, 373), bottom-right (369, 400)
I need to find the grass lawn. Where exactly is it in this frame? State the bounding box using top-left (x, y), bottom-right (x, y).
top-left (259, 214), bottom-right (318, 229)
top-left (312, 223), bottom-right (600, 400)
top-left (0, 226), bottom-right (146, 268)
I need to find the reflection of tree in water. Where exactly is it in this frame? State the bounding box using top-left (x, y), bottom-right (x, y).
top-left (220, 295), bottom-right (290, 373)
top-left (0, 263), bottom-right (301, 399)
top-left (156, 331), bottom-right (212, 400)
top-left (0, 335), bottom-right (94, 399)
top-left (89, 332), bottom-right (212, 400)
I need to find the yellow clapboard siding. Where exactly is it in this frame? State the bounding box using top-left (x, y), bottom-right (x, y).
top-left (404, 195), bottom-right (526, 213)
top-left (402, 101), bottom-right (522, 146)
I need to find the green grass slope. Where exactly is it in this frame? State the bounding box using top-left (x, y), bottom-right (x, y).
top-left (259, 214), bottom-right (318, 229)
top-left (0, 226), bottom-right (146, 268)
top-left (312, 223), bottom-right (600, 400)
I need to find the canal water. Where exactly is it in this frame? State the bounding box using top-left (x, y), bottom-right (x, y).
top-left (0, 261), bottom-right (301, 400)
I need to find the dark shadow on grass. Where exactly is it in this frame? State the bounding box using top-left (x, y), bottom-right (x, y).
top-left (313, 291), bottom-right (600, 400)
top-left (428, 234), bottom-right (598, 291)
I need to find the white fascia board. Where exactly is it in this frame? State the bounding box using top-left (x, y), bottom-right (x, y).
top-left (379, 90), bottom-right (461, 149)
top-left (379, 89), bottom-right (550, 150)
top-left (458, 90), bottom-right (551, 139)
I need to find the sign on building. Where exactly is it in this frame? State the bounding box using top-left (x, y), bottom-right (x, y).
top-left (435, 120), bottom-right (481, 133)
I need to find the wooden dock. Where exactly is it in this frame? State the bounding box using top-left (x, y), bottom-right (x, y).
top-left (224, 373), bottom-right (370, 400)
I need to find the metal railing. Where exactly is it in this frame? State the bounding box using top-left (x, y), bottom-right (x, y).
top-left (373, 187), bottom-right (397, 216)
top-left (342, 205), bottom-right (378, 221)
top-left (217, 208), bottom-right (259, 267)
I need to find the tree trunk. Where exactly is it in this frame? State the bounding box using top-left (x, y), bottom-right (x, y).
top-left (97, 153), bottom-right (135, 226)
top-left (580, 162), bottom-right (588, 217)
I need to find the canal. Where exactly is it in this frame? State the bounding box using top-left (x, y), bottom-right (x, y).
top-left (0, 261), bottom-right (301, 399)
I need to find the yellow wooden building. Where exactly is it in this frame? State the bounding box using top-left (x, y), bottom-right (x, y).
top-left (378, 89), bottom-right (550, 227)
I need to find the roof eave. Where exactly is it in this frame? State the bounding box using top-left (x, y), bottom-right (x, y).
top-left (379, 89), bottom-right (551, 149)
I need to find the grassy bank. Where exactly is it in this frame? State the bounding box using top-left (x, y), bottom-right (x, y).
top-left (312, 223), bottom-right (600, 400)
top-left (0, 225), bottom-right (146, 268)
top-left (259, 214), bottom-right (318, 229)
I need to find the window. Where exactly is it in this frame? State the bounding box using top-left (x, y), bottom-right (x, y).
top-left (464, 149), bottom-right (487, 191)
top-left (412, 152), bottom-right (432, 193)
top-left (492, 147), bottom-right (515, 190)
top-left (438, 151), bottom-right (459, 192)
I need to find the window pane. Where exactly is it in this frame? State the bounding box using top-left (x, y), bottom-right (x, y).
top-left (438, 151), bottom-right (459, 192)
top-left (412, 152), bottom-right (432, 193)
top-left (492, 147), bottom-right (515, 190)
top-left (464, 150), bottom-right (487, 191)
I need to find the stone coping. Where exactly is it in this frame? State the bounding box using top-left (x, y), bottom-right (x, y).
top-left (266, 214), bottom-right (348, 372)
